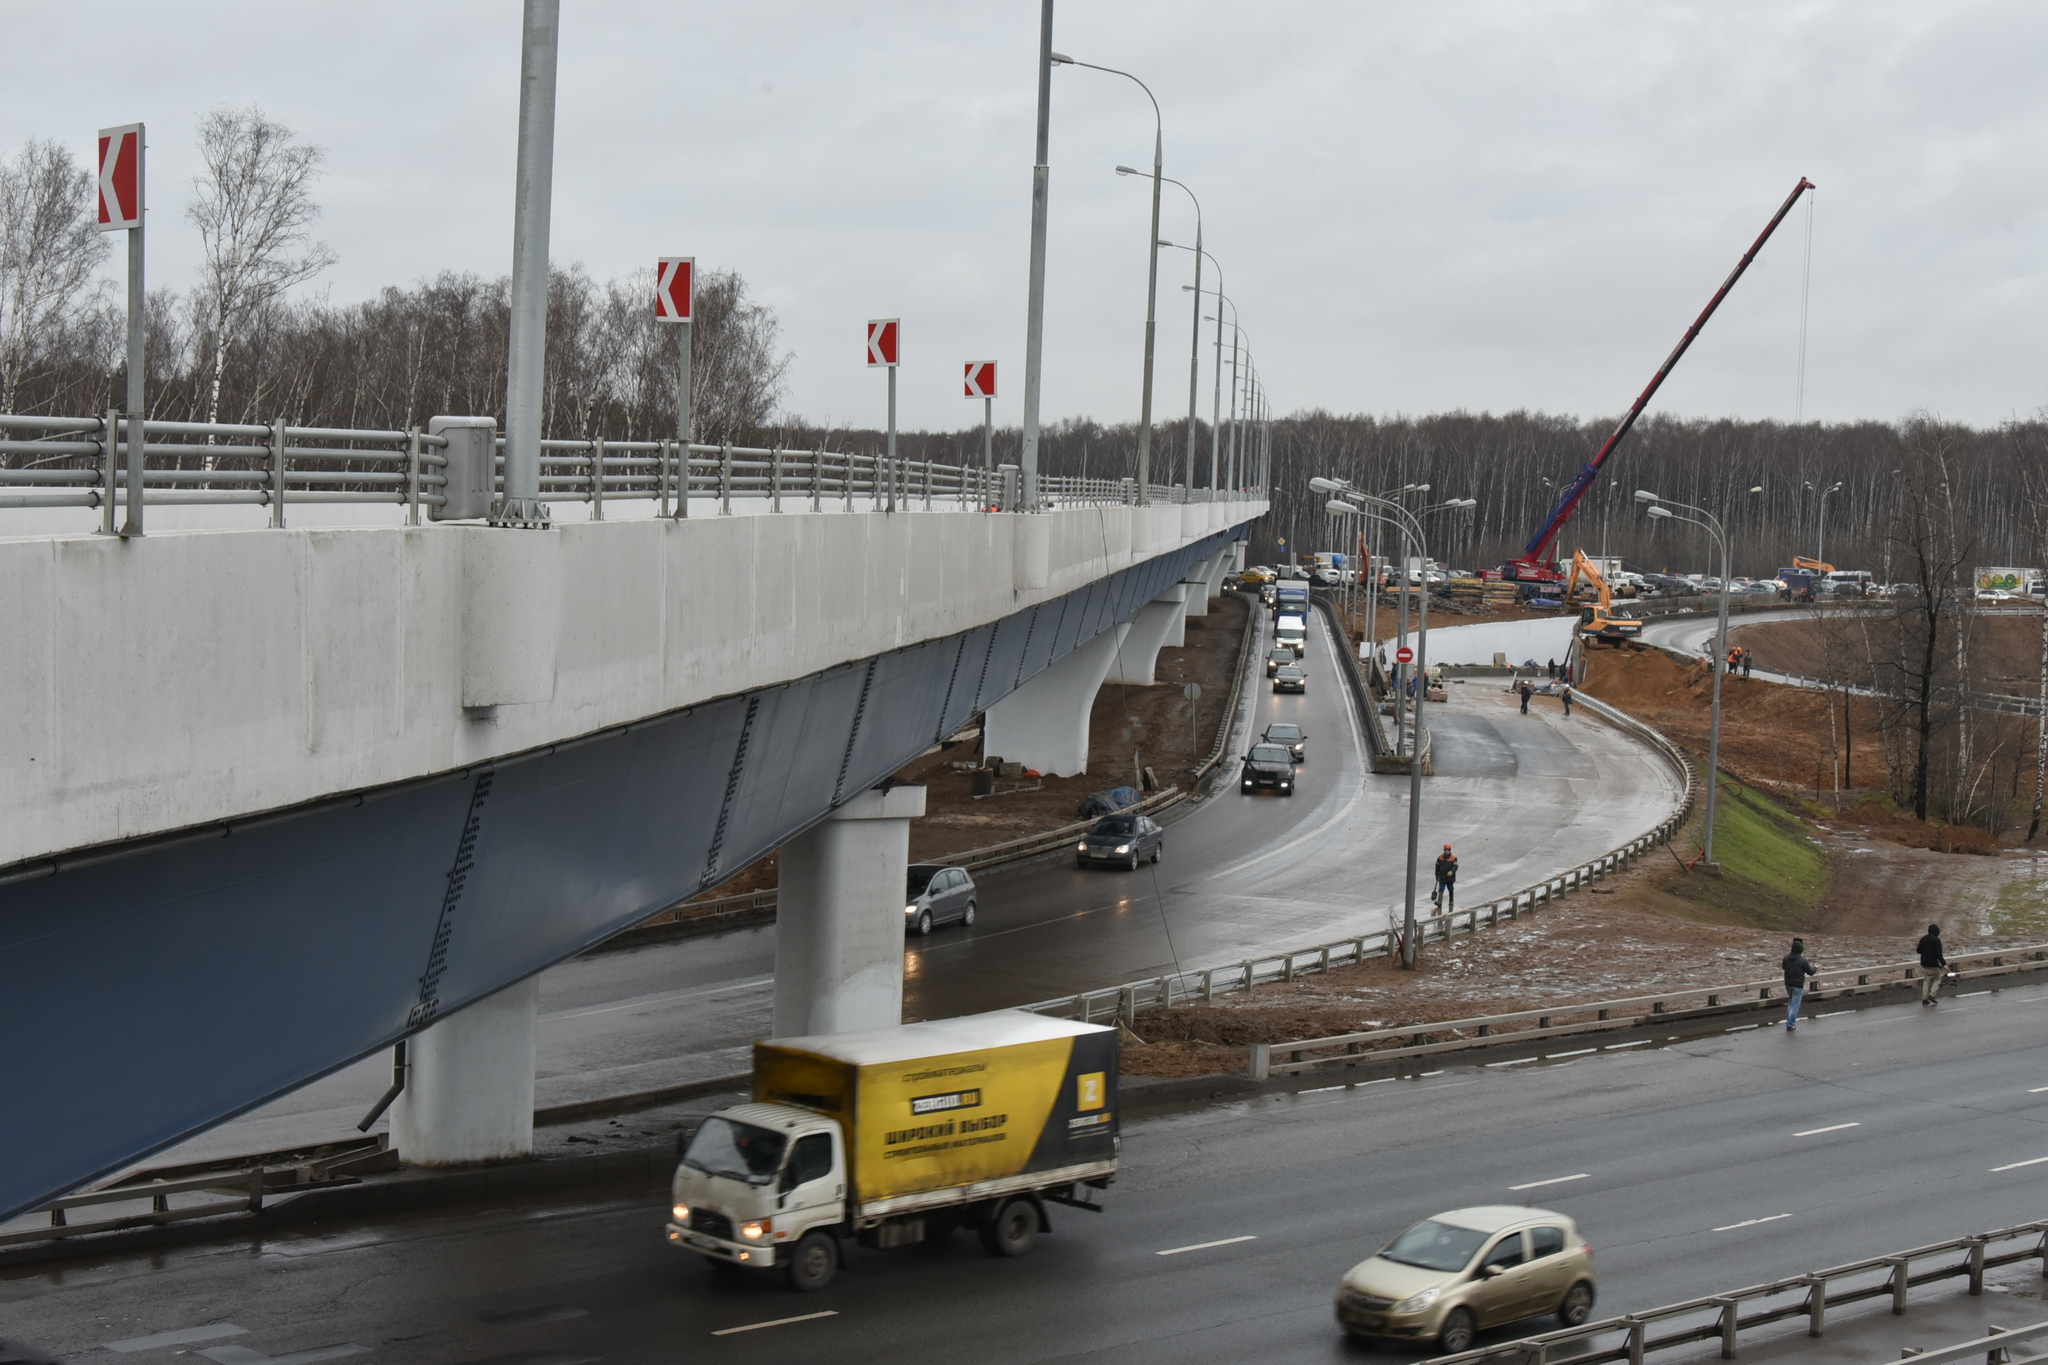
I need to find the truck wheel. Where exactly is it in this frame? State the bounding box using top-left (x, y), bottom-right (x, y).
top-left (785, 1230), bottom-right (839, 1291)
top-left (980, 1198), bottom-right (1040, 1258)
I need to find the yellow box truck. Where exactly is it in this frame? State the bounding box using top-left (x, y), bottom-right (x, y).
top-left (665, 1011), bottom-right (1118, 1290)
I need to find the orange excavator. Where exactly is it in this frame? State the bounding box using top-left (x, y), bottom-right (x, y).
top-left (1565, 549), bottom-right (1644, 647)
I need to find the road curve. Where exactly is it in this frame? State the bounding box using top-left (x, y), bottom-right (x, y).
top-left (111, 605), bottom-right (1682, 1170)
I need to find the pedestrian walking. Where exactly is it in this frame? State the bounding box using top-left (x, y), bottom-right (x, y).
top-left (1559, 681), bottom-right (1573, 717)
top-left (1741, 648), bottom-right (1753, 679)
top-left (1915, 922), bottom-right (1948, 1006)
top-left (1432, 843), bottom-right (1459, 910)
top-left (1782, 937), bottom-right (1818, 1031)
top-left (1518, 678), bottom-right (1533, 714)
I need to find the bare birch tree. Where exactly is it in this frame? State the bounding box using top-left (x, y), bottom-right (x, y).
top-left (0, 140), bottom-right (109, 415)
top-left (187, 106), bottom-right (336, 434)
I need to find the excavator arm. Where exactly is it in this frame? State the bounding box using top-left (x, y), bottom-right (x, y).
top-left (1569, 549), bottom-right (1642, 645)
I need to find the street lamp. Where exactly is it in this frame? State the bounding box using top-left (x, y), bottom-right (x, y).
top-left (1638, 488), bottom-right (1732, 865)
top-left (1816, 480), bottom-right (1843, 565)
top-left (1157, 232), bottom-right (1224, 498)
top-left (1195, 292), bottom-right (1241, 490)
top-left (1017, 4), bottom-right (1058, 511)
top-left (1053, 53), bottom-right (1164, 504)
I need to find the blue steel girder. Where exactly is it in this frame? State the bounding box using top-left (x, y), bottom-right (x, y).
top-left (0, 526), bottom-right (1244, 1220)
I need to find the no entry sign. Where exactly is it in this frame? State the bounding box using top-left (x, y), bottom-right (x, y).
top-left (866, 318), bottom-right (900, 367)
top-left (963, 360), bottom-right (996, 399)
top-left (96, 123), bottom-right (143, 230)
top-left (655, 257), bottom-right (694, 322)
top-left (1396, 646), bottom-right (1414, 663)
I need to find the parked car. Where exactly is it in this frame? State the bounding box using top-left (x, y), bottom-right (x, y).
top-left (904, 864), bottom-right (977, 936)
top-left (1075, 812), bottom-right (1164, 870)
top-left (1334, 1206), bottom-right (1596, 1353)
top-left (1311, 568), bottom-right (1343, 587)
top-left (1240, 743), bottom-right (1296, 795)
top-left (1267, 647), bottom-right (1297, 677)
top-left (1261, 721), bottom-right (1307, 762)
top-left (1273, 664), bottom-right (1307, 694)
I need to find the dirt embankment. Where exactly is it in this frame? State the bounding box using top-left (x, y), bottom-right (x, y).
top-left (677, 592), bottom-right (1254, 905)
top-left (1732, 608), bottom-right (2046, 696)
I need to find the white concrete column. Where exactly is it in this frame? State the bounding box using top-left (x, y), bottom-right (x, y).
top-left (1231, 541), bottom-right (1247, 572)
top-left (1107, 593), bottom-right (1184, 685)
top-left (982, 624), bottom-right (1129, 776)
top-left (1202, 552), bottom-right (1230, 599)
top-left (1156, 581), bottom-right (1190, 649)
top-left (392, 976), bottom-right (539, 1166)
top-left (1181, 554), bottom-right (1219, 618)
top-left (773, 784), bottom-right (926, 1037)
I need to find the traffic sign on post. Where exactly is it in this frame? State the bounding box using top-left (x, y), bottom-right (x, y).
top-left (654, 257), bottom-right (694, 322)
top-left (962, 361), bottom-right (996, 399)
top-left (1396, 646), bottom-right (1414, 664)
top-left (96, 124), bottom-right (143, 230)
top-left (866, 318), bottom-right (899, 367)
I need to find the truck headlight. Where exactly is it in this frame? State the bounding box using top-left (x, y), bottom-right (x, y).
top-left (672, 1202), bottom-right (690, 1222)
top-left (1393, 1286), bottom-right (1441, 1314)
top-left (739, 1219), bottom-right (771, 1240)
top-left (1114, 843), bottom-right (1132, 854)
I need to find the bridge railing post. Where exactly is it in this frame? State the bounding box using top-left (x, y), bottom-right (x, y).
top-left (720, 443), bottom-right (733, 514)
top-left (771, 446), bottom-right (783, 511)
top-left (406, 426), bottom-right (423, 525)
top-left (268, 417), bottom-right (287, 528)
top-left (590, 436), bottom-right (605, 520)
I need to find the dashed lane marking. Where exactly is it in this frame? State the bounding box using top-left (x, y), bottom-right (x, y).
top-left (1157, 1235), bottom-right (1260, 1256)
top-left (106, 1325), bottom-right (247, 1354)
top-left (1989, 1156), bottom-right (2048, 1174)
top-left (2028, 1086), bottom-right (2048, 1094)
top-left (1792, 1122), bottom-right (1861, 1138)
top-left (1509, 1173), bottom-right (1590, 1192)
top-left (711, 1311), bottom-right (839, 1337)
top-left (199, 1346), bottom-right (368, 1364)
top-left (1712, 1213), bottom-right (1792, 1233)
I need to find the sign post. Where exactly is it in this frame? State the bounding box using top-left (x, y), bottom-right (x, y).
top-left (656, 257), bottom-right (695, 517)
top-left (963, 360), bottom-right (997, 500)
top-left (97, 122), bottom-right (144, 537)
top-left (867, 319), bottom-right (899, 511)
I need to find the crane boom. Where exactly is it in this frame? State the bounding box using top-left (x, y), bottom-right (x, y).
top-left (1504, 176), bottom-right (1816, 583)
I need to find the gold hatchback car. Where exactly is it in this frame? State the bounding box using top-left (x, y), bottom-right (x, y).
top-left (1334, 1205), bottom-right (1596, 1353)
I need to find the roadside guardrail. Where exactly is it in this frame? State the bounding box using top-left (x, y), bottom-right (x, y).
top-left (1248, 942), bottom-right (2048, 1079)
top-left (1423, 1218), bottom-right (2048, 1364)
top-left (1021, 691), bottom-right (1698, 1025)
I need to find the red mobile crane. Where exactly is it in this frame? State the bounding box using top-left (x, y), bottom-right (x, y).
top-left (1497, 176), bottom-right (1816, 589)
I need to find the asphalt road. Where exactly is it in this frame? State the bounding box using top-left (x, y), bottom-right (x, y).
top-left (13, 982), bottom-right (2048, 1363)
top-left (107, 606), bottom-right (1680, 1171)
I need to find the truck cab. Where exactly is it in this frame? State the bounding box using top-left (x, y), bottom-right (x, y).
top-left (670, 1102), bottom-right (845, 1275)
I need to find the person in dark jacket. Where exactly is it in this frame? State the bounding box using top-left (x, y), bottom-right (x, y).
top-left (1782, 937), bottom-right (1818, 1030)
top-left (1559, 681), bottom-right (1574, 717)
top-left (1916, 923), bottom-right (1948, 1006)
top-left (1518, 678), bottom-right (1534, 714)
top-left (1432, 844), bottom-right (1459, 910)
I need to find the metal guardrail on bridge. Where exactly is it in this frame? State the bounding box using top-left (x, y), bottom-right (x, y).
top-left (0, 411), bottom-right (1237, 526)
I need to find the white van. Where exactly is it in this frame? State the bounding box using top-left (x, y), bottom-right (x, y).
top-left (1275, 613), bottom-right (1307, 656)
top-left (1822, 570), bottom-right (1874, 597)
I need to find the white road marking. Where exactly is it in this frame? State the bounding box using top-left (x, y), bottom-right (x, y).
top-left (1417, 1070), bottom-right (1445, 1078)
top-left (1549, 1047), bottom-right (1597, 1058)
top-left (1792, 1122), bottom-right (1860, 1138)
top-left (1486, 1056), bottom-right (1539, 1068)
top-left (1157, 1234), bottom-right (1260, 1257)
top-left (1960, 989), bottom-right (1990, 997)
top-left (1509, 1173), bottom-right (1590, 1192)
top-left (1603, 1039), bottom-right (1653, 1050)
top-left (1712, 1213), bottom-right (1792, 1233)
top-left (107, 1325), bottom-right (248, 1353)
top-left (1725, 1023), bottom-right (1760, 1032)
top-left (1299, 1084), bottom-right (1346, 1094)
top-left (711, 1310), bottom-right (840, 1336)
top-left (1990, 1156), bottom-right (2048, 1174)
top-left (2027, 1086), bottom-right (2048, 1094)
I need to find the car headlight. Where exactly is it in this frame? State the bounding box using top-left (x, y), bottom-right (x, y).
top-left (672, 1202), bottom-right (690, 1222)
top-left (1114, 843), bottom-right (1132, 854)
top-left (1077, 841), bottom-right (1089, 853)
top-left (1393, 1286), bottom-right (1441, 1314)
top-left (1278, 781), bottom-right (1291, 788)
top-left (739, 1219), bottom-right (771, 1240)
top-left (905, 903), bottom-right (919, 915)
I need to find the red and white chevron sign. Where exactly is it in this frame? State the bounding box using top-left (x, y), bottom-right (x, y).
top-left (654, 257), bottom-right (694, 322)
top-left (962, 361), bottom-right (996, 399)
top-left (866, 318), bottom-right (899, 367)
top-left (96, 123), bottom-right (143, 231)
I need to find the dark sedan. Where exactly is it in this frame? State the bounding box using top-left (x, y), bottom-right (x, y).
top-left (1266, 648), bottom-right (1296, 677)
top-left (1273, 664), bottom-right (1307, 694)
top-left (1262, 722), bottom-right (1306, 762)
top-left (1241, 743), bottom-right (1296, 795)
top-left (1076, 813), bottom-right (1164, 870)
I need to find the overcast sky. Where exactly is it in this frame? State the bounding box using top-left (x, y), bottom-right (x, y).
top-left (7, 1), bottom-right (2041, 432)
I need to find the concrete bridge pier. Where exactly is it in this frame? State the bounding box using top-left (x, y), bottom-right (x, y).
top-left (773, 785), bottom-right (926, 1037)
top-left (1108, 589), bottom-right (1187, 686)
top-left (982, 623), bottom-right (1131, 776)
top-left (391, 977), bottom-right (540, 1166)
top-left (1180, 554), bottom-right (1221, 619)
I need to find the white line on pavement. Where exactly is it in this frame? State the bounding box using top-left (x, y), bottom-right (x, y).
top-left (711, 1311), bottom-right (840, 1337)
top-left (1792, 1122), bottom-right (1861, 1138)
top-left (1549, 1048), bottom-right (1597, 1058)
top-left (1509, 1173), bottom-right (1590, 1192)
top-left (1990, 1156), bottom-right (2048, 1174)
top-left (1604, 1039), bottom-right (1653, 1050)
top-left (1712, 1213), bottom-right (1793, 1233)
top-left (1725, 1023), bottom-right (1760, 1033)
top-left (2028, 1086), bottom-right (2048, 1094)
top-left (1299, 1085), bottom-right (1346, 1094)
top-left (1486, 1057), bottom-right (1539, 1068)
top-left (1157, 1235), bottom-right (1260, 1257)
top-left (106, 1325), bottom-right (248, 1354)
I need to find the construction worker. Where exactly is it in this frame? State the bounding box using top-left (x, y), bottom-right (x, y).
top-left (1433, 843), bottom-right (1458, 910)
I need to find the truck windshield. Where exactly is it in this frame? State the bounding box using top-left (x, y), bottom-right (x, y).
top-left (1379, 1219), bottom-right (1489, 1272)
top-left (682, 1117), bottom-right (787, 1185)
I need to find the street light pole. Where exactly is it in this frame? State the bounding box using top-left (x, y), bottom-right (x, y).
top-left (1143, 193), bottom-right (1211, 498)
top-left (1818, 480), bottom-right (1842, 564)
top-left (1053, 55), bottom-right (1163, 503)
top-left (497, 0), bottom-right (559, 529)
top-left (1639, 489), bottom-right (1731, 865)
top-left (1018, 0), bottom-right (1056, 511)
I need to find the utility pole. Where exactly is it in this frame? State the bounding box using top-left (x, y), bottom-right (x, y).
top-left (1017, 0), bottom-right (1054, 511)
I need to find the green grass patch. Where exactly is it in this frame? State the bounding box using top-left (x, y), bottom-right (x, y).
top-left (1991, 878), bottom-right (2048, 938)
top-left (1663, 771), bottom-right (1830, 930)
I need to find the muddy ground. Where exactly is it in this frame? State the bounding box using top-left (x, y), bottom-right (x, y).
top-left (1732, 607), bottom-right (2046, 696)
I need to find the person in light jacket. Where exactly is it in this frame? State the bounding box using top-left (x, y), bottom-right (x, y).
top-left (1782, 937), bottom-right (1818, 1031)
top-left (1916, 923), bottom-right (1948, 1006)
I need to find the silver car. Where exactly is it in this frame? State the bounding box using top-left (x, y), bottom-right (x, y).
top-left (904, 864), bottom-right (976, 936)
